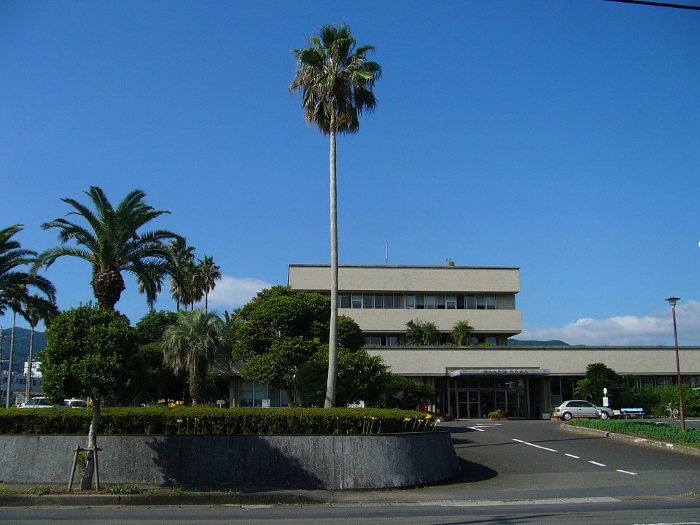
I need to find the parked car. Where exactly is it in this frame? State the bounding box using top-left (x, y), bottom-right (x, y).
top-left (63, 399), bottom-right (88, 408)
top-left (554, 400), bottom-right (613, 420)
top-left (18, 397), bottom-right (55, 408)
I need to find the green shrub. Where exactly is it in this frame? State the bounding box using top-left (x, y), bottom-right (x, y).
top-left (0, 407), bottom-right (437, 435)
top-left (568, 419), bottom-right (700, 445)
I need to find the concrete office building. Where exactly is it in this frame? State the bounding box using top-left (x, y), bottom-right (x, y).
top-left (288, 263), bottom-right (700, 419)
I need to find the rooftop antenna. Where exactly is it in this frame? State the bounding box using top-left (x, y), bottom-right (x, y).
top-left (385, 242), bottom-right (389, 266)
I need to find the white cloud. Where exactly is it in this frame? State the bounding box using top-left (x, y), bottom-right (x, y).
top-left (519, 300), bottom-right (700, 346)
top-left (205, 275), bottom-right (272, 311)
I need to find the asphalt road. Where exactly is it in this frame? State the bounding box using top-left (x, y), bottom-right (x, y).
top-left (2, 419), bottom-right (699, 524)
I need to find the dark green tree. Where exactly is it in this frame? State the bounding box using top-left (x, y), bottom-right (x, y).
top-left (233, 286), bottom-right (329, 360)
top-left (384, 376), bottom-right (435, 410)
top-left (296, 347), bottom-right (391, 407)
top-left (41, 304), bottom-right (138, 489)
top-left (134, 310), bottom-right (185, 403)
top-left (290, 24), bottom-right (381, 407)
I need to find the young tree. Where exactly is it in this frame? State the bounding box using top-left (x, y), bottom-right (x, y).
top-left (290, 24), bottom-right (381, 407)
top-left (160, 310), bottom-right (228, 405)
top-left (36, 187), bottom-right (181, 310)
top-left (41, 305), bottom-right (138, 489)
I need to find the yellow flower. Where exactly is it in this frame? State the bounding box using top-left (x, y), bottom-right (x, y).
top-left (424, 414), bottom-right (433, 420)
top-left (176, 418), bottom-right (183, 424)
top-left (404, 417), bottom-right (412, 422)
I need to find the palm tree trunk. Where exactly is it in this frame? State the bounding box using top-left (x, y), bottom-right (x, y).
top-left (325, 124), bottom-right (338, 408)
top-left (25, 324), bottom-right (35, 401)
top-left (5, 311), bottom-right (16, 408)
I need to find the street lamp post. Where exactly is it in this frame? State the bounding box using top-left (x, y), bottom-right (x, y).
top-left (666, 296), bottom-right (686, 432)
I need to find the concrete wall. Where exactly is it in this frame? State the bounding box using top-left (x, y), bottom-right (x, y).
top-left (368, 346), bottom-right (700, 376)
top-left (0, 432), bottom-right (460, 490)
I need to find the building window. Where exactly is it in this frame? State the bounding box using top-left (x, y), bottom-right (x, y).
top-left (340, 294), bottom-right (350, 308)
top-left (406, 295), bottom-right (416, 309)
top-left (446, 295), bottom-right (457, 309)
top-left (351, 294), bottom-right (362, 308)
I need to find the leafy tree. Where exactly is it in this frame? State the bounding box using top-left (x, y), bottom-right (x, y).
top-left (337, 314), bottom-right (365, 352)
top-left (233, 286), bottom-right (329, 360)
top-left (160, 310), bottom-right (228, 405)
top-left (41, 304), bottom-right (138, 489)
top-left (296, 347), bottom-right (391, 407)
top-left (133, 310), bottom-right (185, 403)
top-left (36, 187), bottom-right (181, 310)
top-left (451, 320), bottom-right (474, 346)
top-left (406, 319), bottom-right (441, 345)
top-left (243, 336), bottom-right (319, 406)
top-left (290, 24), bottom-right (381, 407)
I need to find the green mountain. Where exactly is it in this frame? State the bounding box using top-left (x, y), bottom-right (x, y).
top-left (0, 327), bottom-right (47, 374)
top-left (507, 339), bottom-right (570, 347)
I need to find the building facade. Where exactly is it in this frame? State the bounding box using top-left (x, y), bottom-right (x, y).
top-left (288, 263), bottom-right (700, 418)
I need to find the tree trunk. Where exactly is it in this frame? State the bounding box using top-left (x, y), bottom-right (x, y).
top-left (5, 312), bottom-right (16, 408)
top-left (80, 399), bottom-right (101, 490)
top-left (25, 324), bottom-right (35, 401)
top-left (325, 124), bottom-right (338, 408)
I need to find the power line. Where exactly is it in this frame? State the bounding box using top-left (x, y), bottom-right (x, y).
top-left (604, 0), bottom-right (700, 10)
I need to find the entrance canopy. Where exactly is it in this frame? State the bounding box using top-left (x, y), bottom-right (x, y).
top-left (448, 368), bottom-right (550, 377)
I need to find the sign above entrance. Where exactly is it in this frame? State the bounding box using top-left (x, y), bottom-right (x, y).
top-left (448, 368), bottom-right (550, 377)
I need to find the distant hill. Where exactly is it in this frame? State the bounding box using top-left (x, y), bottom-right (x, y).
top-left (0, 327), bottom-right (47, 374)
top-left (507, 339), bottom-right (570, 347)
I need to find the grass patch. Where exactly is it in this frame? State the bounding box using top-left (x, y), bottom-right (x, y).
top-left (568, 419), bottom-right (700, 448)
top-left (105, 483), bottom-right (141, 495)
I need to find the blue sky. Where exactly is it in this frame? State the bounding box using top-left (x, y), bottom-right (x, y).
top-left (2, 1), bottom-right (699, 346)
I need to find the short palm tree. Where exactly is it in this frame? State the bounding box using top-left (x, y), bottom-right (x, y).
top-left (290, 24), bottom-right (381, 407)
top-left (22, 294), bottom-right (60, 401)
top-left (160, 310), bottom-right (228, 405)
top-left (451, 320), bottom-right (474, 346)
top-left (166, 238), bottom-right (197, 311)
top-left (36, 187), bottom-right (181, 310)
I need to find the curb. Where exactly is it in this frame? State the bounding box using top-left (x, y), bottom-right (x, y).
top-left (560, 422), bottom-right (700, 457)
top-left (0, 491), bottom-right (325, 507)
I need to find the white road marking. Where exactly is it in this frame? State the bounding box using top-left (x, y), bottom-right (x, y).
top-left (588, 461), bottom-right (606, 467)
top-left (616, 469), bottom-right (638, 475)
top-left (512, 438), bottom-right (557, 452)
top-left (420, 497), bottom-right (620, 507)
top-left (469, 426), bottom-right (485, 432)
top-left (565, 453), bottom-right (580, 459)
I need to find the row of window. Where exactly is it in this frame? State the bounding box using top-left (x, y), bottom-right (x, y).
top-left (339, 293), bottom-right (498, 310)
top-left (364, 334), bottom-right (501, 347)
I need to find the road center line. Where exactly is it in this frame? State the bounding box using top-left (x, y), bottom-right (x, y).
top-left (512, 438), bottom-right (557, 452)
top-left (616, 469), bottom-right (638, 475)
top-left (588, 461), bottom-right (606, 467)
top-left (564, 453), bottom-right (580, 459)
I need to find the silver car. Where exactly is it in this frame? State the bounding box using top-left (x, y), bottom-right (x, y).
top-left (555, 400), bottom-right (613, 420)
top-left (18, 397), bottom-right (55, 408)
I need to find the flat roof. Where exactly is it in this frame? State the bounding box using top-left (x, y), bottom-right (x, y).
top-left (289, 263), bottom-right (521, 270)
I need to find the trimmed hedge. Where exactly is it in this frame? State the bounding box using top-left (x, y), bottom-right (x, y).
top-left (568, 419), bottom-right (700, 445)
top-left (0, 407), bottom-right (437, 435)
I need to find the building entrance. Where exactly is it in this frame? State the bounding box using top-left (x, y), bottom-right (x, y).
top-left (452, 377), bottom-right (529, 418)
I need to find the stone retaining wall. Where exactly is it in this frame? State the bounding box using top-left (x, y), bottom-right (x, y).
top-left (0, 432), bottom-right (460, 490)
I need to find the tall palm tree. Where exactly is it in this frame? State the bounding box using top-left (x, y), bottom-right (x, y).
top-left (23, 294), bottom-right (59, 402)
top-left (197, 256), bottom-right (221, 313)
top-left (36, 187), bottom-right (181, 310)
top-left (290, 24), bottom-right (381, 407)
top-left (0, 225), bottom-right (56, 407)
top-left (160, 310), bottom-right (228, 405)
top-left (166, 238), bottom-right (197, 311)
